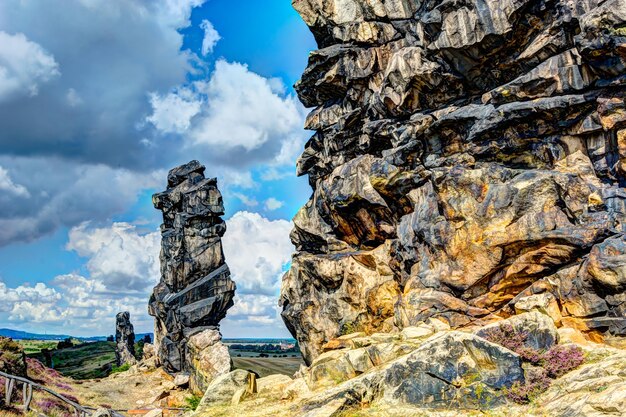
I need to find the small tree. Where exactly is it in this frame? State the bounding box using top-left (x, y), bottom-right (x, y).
top-left (106, 335), bottom-right (114, 342)
top-left (143, 334), bottom-right (152, 344)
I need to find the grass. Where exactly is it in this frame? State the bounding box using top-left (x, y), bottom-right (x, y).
top-left (186, 394), bottom-right (203, 410)
top-left (17, 340), bottom-right (60, 355)
top-left (28, 341), bottom-right (116, 380)
top-left (110, 363), bottom-right (131, 374)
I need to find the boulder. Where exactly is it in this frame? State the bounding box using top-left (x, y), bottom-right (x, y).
top-left (476, 312), bottom-right (559, 352)
top-left (542, 349), bottom-right (626, 417)
top-left (197, 369), bottom-right (257, 408)
top-left (381, 332), bottom-right (524, 408)
top-left (256, 374), bottom-right (293, 396)
top-left (186, 329), bottom-right (231, 394)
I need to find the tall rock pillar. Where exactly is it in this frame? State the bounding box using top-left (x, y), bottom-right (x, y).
top-left (115, 311), bottom-right (137, 366)
top-left (149, 160), bottom-right (236, 394)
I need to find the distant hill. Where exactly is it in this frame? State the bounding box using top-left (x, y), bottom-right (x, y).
top-left (0, 328), bottom-right (153, 342)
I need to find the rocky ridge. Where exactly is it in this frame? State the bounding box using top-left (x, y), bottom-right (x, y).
top-left (149, 160), bottom-right (235, 394)
top-left (281, 0), bottom-right (626, 365)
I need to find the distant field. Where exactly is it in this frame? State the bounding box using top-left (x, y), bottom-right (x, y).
top-left (18, 339), bottom-right (59, 354)
top-left (232, 356), bottom-right (304, 378)
top-left (28, 341), bottom-right (116, 380)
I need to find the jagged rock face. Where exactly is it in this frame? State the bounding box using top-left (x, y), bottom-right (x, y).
top-left (149, 160), bottom-right (236, 391)
top-left (115, 311), bottom-right (137, 366)
top-left (282, 0), bottom-right (626, 364)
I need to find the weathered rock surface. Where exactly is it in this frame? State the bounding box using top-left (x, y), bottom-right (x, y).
top-left (149, 160), bottom-right (236, 394)
top-left (194, 324), bottom-right (624, 417)
top-left (115, 311), bottom-right (137, 366)
top-left (196, 369), bottom-right (257, 409)
top-left (476, 311), bottom-right (559, 352)
top-left (281, 0), bottom-right (626, 365)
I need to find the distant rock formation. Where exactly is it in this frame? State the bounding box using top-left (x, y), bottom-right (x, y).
top-left (115, 311), bottom-right (137, 366)
top-left (281, 0), bottom-right (626, 365)
top-left (149, 160), bottom-right (236, 394)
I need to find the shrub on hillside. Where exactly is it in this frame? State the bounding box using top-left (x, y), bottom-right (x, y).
top-left (0, 337), bottom-right (27, 377)
top-left (481, 322), bottom-right (585, 404)
top-left (541, 344), bottom-right (584, 378)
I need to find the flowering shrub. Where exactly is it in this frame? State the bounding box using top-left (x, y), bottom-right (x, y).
top-left (480, 323), bottom-right (542, 363)
top-left (505, 367), bottom-right (551, 404)
top-left (481, 322), bottom-right (585, 404)
top-left (541, 344), bottom-right (585, 378)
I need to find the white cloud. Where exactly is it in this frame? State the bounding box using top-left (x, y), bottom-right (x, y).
top-left (66, 88), bottom-right (83, 107)
top-left (147, 60), bottom-right (307, 168)
top-left (264, 197), bottom-right (284, 211)
top-left (233, 193), bottom-right (259, 207)
top-left (147, 89), bottom-right (202, 133)
top-left (200, 20), bottom-right (221, 55)
top-left (0, 210), bottom-right (295, 336)
top-left (0, 157), bottom-right (162, 246)
top-left (0, 166), bottom-right (29, 197)
top-left (66, 222), bottom-right (161, 292)
top-left (0, 31), bottom-right (60, 102)
top-left (222, 211), bottom-right (293, 296)
top-left (188, 61), bottom-right (303, 151)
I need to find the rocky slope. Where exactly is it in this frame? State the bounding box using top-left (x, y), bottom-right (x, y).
top-left (281, 0), bottom-right (626, 365)
top-left (149, 160), bottom-right (235, 394)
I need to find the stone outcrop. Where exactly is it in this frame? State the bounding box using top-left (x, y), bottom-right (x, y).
top-left (194, 316), bottom-right (626, 417)
top-left (281, 0), bottom-right (626, 365)
top-left (115, 311), bottom-right (137, 366)
top-left (149, 160), bottom-right (236, 394)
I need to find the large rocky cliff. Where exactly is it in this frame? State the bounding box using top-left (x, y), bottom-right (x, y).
top-left (281, 0), bottom-right (626, 365)
top-left (149, 160), bottom-right (235, 393)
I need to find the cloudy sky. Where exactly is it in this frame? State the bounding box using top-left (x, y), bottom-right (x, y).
top-left (0, 0), bottom-right (316, 338)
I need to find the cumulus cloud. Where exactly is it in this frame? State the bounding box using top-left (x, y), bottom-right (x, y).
top-left (66, 222), bottom-right (161, 292)
top-left (0, 0), bottom-right (197, 169)
top-left (264, 197), bottom-right (284, 211)
top-left (200, 20), bottom-right (221, 55)
top-left (0, 31), bottom-right (60, 102)
top-left (148, 60), bottom-right (308, 168)
top-left (0, 166), bottom-right (30, 197)
top-left (0, 157), bottom-right (163, 246)
top-left (222, 211), bottom-right (293, 296)
top-left (0, 210), bottom-right (294, 336)
top-left (146, 89), bottom-right (202, 134)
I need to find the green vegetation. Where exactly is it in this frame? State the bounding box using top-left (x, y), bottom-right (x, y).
top-left (185, 394), bottom-right (203, 411)
top-left (17, 340), bottom-right (59, 355)
top-left (110, 362), bottom-right (131, 374)
top-left (28, 341), bottom-right (116, 380)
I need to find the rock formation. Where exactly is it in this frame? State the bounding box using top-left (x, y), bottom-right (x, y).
top-left (149, 160), bottom-right (235, 394)
top-left (281, 0), bottom-right (626, 365)
top-left (115, 311), bottom-right (137, 366)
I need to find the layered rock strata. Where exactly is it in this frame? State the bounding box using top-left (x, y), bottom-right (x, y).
top-left (115, 311), bottom-right (137, 366)
top-left (281, 0), bottom-right (626, 365)
top-left (149, 160), bottom-right (235, 393)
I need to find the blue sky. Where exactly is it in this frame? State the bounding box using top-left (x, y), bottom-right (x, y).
top-left (0, 0), bottom-right (316, 338)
